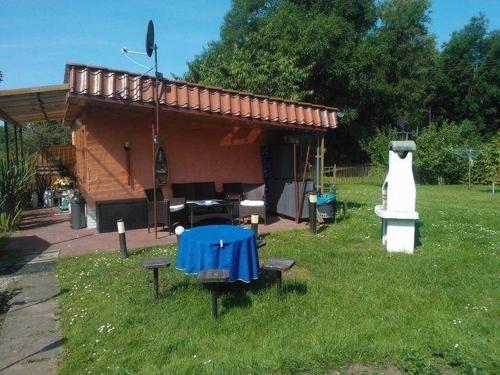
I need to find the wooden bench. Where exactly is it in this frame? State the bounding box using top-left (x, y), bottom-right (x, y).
top-left (142, 257), bottom-right (170, 300)
top-left (262, 258), bottom-right (295, 294)
top-left (198, 269), bottom-right (229, 319)
top-left (256, 238), bottom-right (266, 249)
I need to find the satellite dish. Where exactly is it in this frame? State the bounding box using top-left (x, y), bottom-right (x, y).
top-left (146, 20), bottom-right (155, 57)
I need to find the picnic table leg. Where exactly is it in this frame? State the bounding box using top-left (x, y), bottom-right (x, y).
top-left (153, 268), bottom-right (159, 300)
top-left (276, 271), bottom-right (282, 295)
top-left (211, 289), bottom-right (219, 319)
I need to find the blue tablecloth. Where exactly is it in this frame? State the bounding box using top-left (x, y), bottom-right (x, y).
top-left (176, 225), bottom-right (259, 283)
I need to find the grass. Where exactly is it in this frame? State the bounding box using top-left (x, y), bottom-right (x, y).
top-left (56, 184), bottom-right (499, 374)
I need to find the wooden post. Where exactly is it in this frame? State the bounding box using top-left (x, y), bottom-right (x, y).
top-left (211, 289), bottom-right (219, 319)
top-left (293, 143), bottom-right (298, 223)
top-left (297, 140), bottom-right (311, 222)
top-left (315, 134), bottom-right (320, 193)
top-left (153, 268), bottom-right (159, 300)
top-left (3, 121), bottom-right (9, 166)
top-left (320, 134), bottom-right (325, 194)
top-left (276, 271), bottom-right (282, 295)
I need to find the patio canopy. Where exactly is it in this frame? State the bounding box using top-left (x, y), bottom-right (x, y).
top-left (0, 84), bottom-right (69, 126)
top-left (0, 63), bottom-right (340, 132)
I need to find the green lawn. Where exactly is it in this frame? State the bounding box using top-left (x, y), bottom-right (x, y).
top-left (56, 184), bottom-right (499, 374)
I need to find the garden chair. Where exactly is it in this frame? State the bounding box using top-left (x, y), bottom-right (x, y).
top-left (239, 183), bottom-right (266, 224)
top-left (144, 188), bottom-right (186, 234)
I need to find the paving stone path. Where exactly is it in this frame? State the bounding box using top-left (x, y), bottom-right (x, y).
top-left (0, 251), bottom-right (61, 374)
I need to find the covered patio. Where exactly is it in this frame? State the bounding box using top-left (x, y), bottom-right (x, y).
top-left (0, 63), bottom-right (339, 244)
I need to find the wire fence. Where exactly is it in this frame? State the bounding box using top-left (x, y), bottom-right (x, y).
top-left (324, 164), bottom-right (379, 184)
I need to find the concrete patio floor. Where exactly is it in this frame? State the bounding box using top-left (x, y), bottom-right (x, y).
top-left (4, 208), bottom-right (309, 258)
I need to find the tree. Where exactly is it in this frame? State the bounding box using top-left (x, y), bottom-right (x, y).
top-left (474, 132), bottom-right (500, 188)
top-left (185, 1), bottom-right (500, 163)
top-left (186, 0), bottom-right (377, 104)
top-left (185, 0), bottom-right (439, 161)
top-left (431, 15), bottom-right (500, 136)
top-left (22, 121), bottom-right (71, 155)
top-left (349, 0), bottom-right (436, 132)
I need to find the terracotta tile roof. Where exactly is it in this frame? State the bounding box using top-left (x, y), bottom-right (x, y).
top-left (65, 64), bottom-right (338, 130)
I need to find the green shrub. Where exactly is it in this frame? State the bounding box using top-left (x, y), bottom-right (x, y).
top-left (0, 158), bottom-right (34, 232)
top-left (415, 120), bottom-right (482, 184)
top-left (360, 120), bottom-right (483, 184)
top-left (360, 126), bottom-right (400, 167)
top-left (473, 132), bottom-right (500, 185)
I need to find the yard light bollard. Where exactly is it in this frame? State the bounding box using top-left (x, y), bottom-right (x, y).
top-left (251, 214), bottom-right (259, 236)
top-left (117, 219), bottom-right (128, 258)
top-left (175, 225), bottom-right (185, 242)
top-left (309, 193), bottom-right (317, 235)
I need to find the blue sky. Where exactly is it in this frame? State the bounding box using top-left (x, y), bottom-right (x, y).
top-left (1, 0), bottom-right (499, 89)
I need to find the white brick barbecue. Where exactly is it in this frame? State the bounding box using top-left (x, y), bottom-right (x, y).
top-left (375, 141), bottom-right (419, 253)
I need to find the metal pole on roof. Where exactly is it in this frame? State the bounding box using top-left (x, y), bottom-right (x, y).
top-left (152, 43), bottom-right (160, 239)
top-left (13, 124), bottom-right (18, 165)
top-left (3, 121), bottom-right (9, 166)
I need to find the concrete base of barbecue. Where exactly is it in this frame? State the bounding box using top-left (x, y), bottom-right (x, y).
top-left (375, 205), bottom-right (419, 254)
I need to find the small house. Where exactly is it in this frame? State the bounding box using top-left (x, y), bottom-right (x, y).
top-left (0, 63), bottom-right (339, 232)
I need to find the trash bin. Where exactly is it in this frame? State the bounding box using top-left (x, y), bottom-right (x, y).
top-left (70, 194), bottom-right (87, 229)
top-left (317, 193), bottom-right (336, 220)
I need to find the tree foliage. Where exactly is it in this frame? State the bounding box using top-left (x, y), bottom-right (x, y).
top-left (184, 0), bottom-right (499, 165)
top-left (1, 121), bottom-right (70, 160)
top-left (414, 120), bottom-right (482, 183)
top-left (431, 15), bottom-right (500, 136)
top-left (474, 132), bottom-right (500, 184)
top-left (22, 121), bottom-right (71, 155)
top-left (360, 120), bottom-right (484, 184)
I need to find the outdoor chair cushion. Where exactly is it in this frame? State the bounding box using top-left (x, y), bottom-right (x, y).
top-left (240, 200), bottom-right (265, 207)
top-left (170, 204), bottom-right (185, 213)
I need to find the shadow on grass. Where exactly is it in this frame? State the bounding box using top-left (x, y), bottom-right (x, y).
top-left (221, 289), bottom-right (252, 311)
top-left (415, 221), bottom-right (423, 248)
